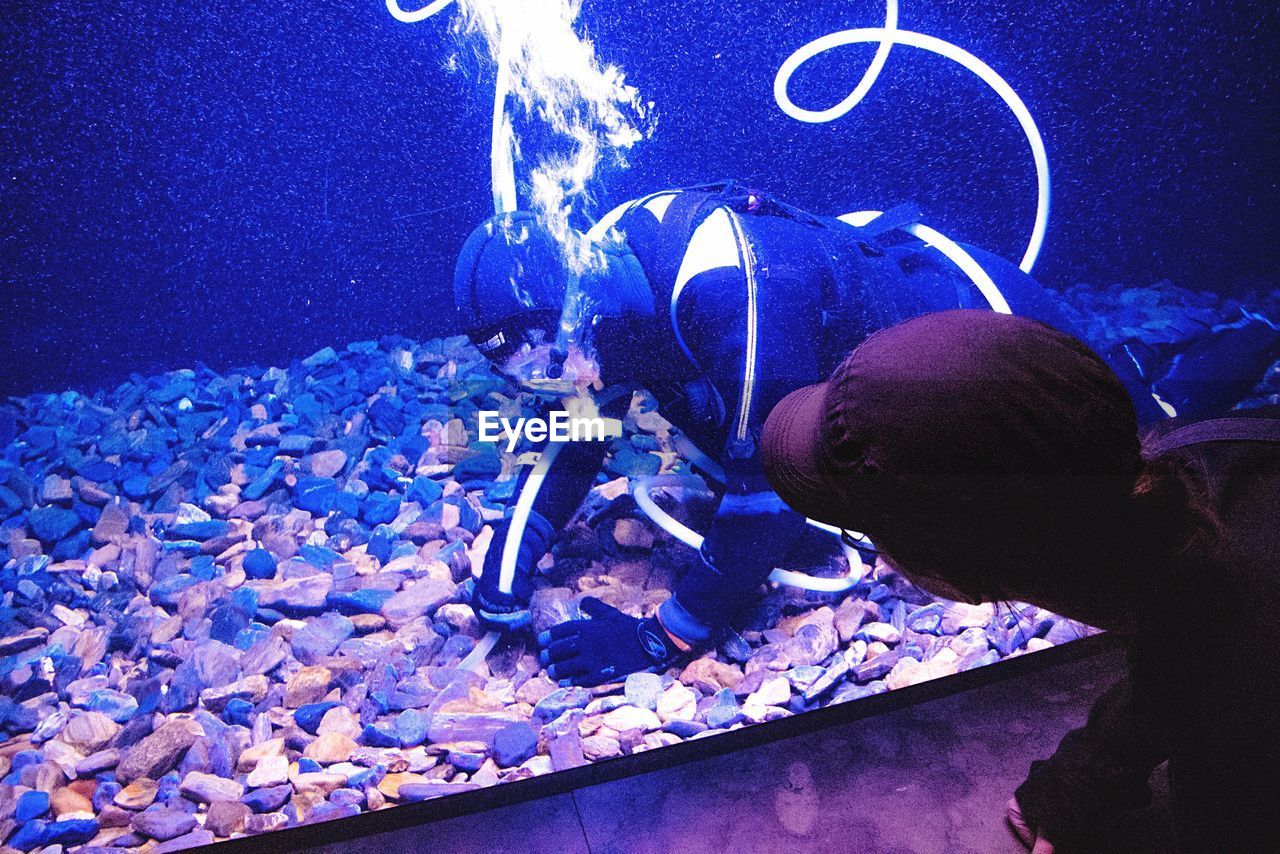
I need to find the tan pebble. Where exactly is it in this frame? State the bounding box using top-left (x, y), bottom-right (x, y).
top-left (114, 778), bottom-right (159, 810)
top-left (317, 706), bottom-right (361, 740)
top-left (246, 754), bottom-right (289, 789)
top-left (377, 771), bottom-right (431, 800)
top-left (236, 737), bottom-right (284, 773)
top-left (51, 786), bottom-right (94, 816)
top-left (303, 732), bottom-right (357, 765)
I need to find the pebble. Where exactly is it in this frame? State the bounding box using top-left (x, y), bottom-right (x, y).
top-left (602, 705), bottom-right (662, 732)
top-left (132, 806), bottom-right (199, 841)
top-left (114, 778), bottom-right (160, 810)
top-left (532, 687), bottom-right (592, 724)
top-left (291, 612), bottom-right (355, 665)
top-left (61, 711), bottom-right (120, 753)
top-left (679, 658), bottom-right (743, 692)
top-left (16, 790), bottom-right (51, 822)
top-left (241, 784), bottom-right (292, 813)
top-left (205, 800), bottom-right (251, 837)
top-left (284, 665), bottom-right (334, 708)
top-left (746, 675), bottom-right (792, 707)
top-left (115, 719), bottom-right (202, 784)
top-left (380, 578), bottom-right (455, 629)
top-left (581, 734), bottom-right (623, 760)
top-left (246, 754), bottom-right (290, 788)
top-left (623, 672), bottom-right (664, 711)
top-left (492, 722), bottom-right (538, 767)
top-left (304, 732), bottom-right (358, 765)
top-left (179, 771), bottom-right (246, 804)
top-left (242, 548), bottom-right (278, 580)
top-left (50, 786), bottom-right (94, 817)
top-left (656, 683), bottom-right (698, 722)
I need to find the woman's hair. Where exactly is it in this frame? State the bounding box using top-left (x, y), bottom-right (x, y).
top-left (1129, 449), bottom-right (1222, 561)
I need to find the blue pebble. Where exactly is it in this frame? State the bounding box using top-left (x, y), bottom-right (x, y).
top-left (326, 588), bottom-right (394, 615)
top-left (631, 434), bottom-right (661, 451)
top-left (604, 445), bottom-right (662, 478)
top-left (242, 784), bottom-right (292, 813)
top-left (86, 689), bottom-right (139, 722)
top-left (149, 574), bottom-right (199, 608)
top-left (7, 818), bottom-right (48, 851)
top-left (360, 492), bottom-right (401, 526)
top-left (189, 554), bottom-right (216, 580)
top-left (298, 543), bottom-right (341, 567)
top-left (453, 453), bottom-right (501, 483)
top-left (231, 585), bottom-right (259, 612)
top-left (121, 474), bottom-right (154, 500)
top-left (867, 583), bottom-right (893, 603)
top-left (346, 766), bottom-right (383, 790)
top-left (297, 757), bottom-right (323, 774)
top-left (293, 701), bottom-right (339, 734)
top-left (242, 548), bottom-right (278, 580)
top-left (663, 719), bottom-right (707, 738)
top-left (15, 789), bottom-right (50, 822)
top-left (50, 529), bottom-right (91, 561)
top-left (332, 491), bottom-right (360, 518)
top-left (406, 476), bottom-right (443, 506)
top-left (294, 477), bottom-right (339, 515)
top-left (367, 397), bottom-right (406, 435)
top-left (26, 506), bottom-right (81, 543)
top-left (532, 687), bottom-right (592, 724)
top-left (160, 539), bottom-right (203, 556)
top-left (483, 479), bottom-right (517, 502)
top-left (168, 520), bottom-right (230, 541)
top-left (491, 722), bottom-right (538, 767)
top-left (394, 709), bottom-right (429, 748)
top-left (360, 723), bottom-right (399, 748)
top-left (43, 819), bottom-right (99, 847)
top-left (10, 747), bottom-right (41, 773)
top-left (234, 623), bottom-right (271, 650)
top-left (366, 524), bottom-right (395, 564)
top-left (243, 459), bottom-right (284, 500)
top-left (224, 698), bottom-right (255, 727)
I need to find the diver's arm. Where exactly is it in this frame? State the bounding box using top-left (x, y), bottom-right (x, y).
top-left (470, 386), bottom-right (633, 630)
top-left (659, 442), bottom-right (808, 645)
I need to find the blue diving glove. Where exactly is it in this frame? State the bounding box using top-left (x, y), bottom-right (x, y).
top-left (537, 597), bottom-right (684, 687)
top-left (469, 509), bottom-right (555, 632)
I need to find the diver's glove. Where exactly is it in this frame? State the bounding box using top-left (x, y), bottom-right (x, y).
top-left (467, 509), bottom-right (555, 632)
top-left (537, 597), bottom-right (685, 687)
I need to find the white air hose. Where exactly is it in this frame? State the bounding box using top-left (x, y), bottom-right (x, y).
top-left (385, 0), bottom-right (453, 24)
top-left (775, 23), bottom-right (1051, 273)
top-left (632, 475), bottom-right (870, 593)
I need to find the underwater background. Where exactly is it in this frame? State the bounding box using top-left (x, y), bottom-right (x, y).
top-left (1, 1), bottom-right (1279, 849)
top-left (2, 0), bottom-right (1279, 396)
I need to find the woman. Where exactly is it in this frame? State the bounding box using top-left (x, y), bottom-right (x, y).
top-left (760, 309), bottom-right (1280, 852)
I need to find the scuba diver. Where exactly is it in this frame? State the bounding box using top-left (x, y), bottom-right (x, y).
top-left (452, 179), bottom-right (1173, 688)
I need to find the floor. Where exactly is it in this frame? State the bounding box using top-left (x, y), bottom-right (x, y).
top-left (313, 646), bottom-right (1177, 854)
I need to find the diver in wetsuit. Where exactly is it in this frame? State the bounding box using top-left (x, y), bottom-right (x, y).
top-left (453, 180), bottom-right (1167, 687)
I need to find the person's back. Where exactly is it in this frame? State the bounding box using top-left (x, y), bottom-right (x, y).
top-left (1129, 407), bottom-right (1280, 850)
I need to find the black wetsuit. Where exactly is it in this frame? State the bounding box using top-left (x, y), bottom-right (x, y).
top-left (1015, 406), bottom-right (1280, 852)
top-left (493, 181), bottom-right (1166, 643)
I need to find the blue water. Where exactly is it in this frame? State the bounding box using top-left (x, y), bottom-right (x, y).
top-left (1, 0), bottom-right (1278, 395)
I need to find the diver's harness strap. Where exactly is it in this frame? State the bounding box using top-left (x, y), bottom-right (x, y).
top-left (643, 186), bottom-right (732, 438)
top-left (1143, 412), bottom-right (1280, 459)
